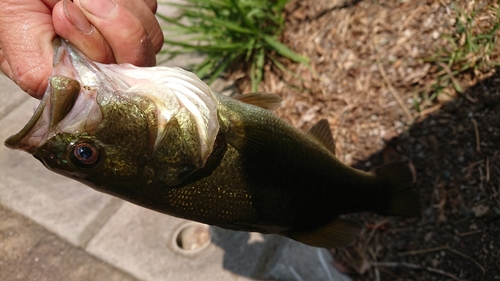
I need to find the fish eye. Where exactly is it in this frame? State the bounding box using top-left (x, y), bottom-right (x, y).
top-left (72, 142), bottom-right (99, 166)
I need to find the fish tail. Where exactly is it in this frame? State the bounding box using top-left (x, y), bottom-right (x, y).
top-left (372, 160), bottom-right (421, 217)
top-left (283, 161), bottom-right (420, 249)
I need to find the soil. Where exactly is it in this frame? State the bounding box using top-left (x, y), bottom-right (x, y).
top-left (231, 0), bottom-right (500, 280)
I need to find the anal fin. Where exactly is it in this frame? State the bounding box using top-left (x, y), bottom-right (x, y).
top-left (286, 218), bottom-right (360, 248)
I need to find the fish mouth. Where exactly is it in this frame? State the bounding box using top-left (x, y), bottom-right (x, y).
top-left (6, 39), bottom-right (220, 166)
top-left (4, 39), bottom-right (104, 152)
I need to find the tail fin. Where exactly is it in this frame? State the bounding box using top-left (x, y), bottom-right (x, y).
top-left (373, 161), bottom-right (421, 217)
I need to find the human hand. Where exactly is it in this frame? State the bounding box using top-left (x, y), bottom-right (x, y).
top-left (0, 0), bottom-right (163, 99)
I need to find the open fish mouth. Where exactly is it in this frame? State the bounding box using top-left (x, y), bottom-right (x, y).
top-left (5, 39), bottom-right (220, 164)
top-left (4, 39), bottom-right (104, 153)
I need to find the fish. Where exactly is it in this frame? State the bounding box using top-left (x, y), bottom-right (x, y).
top-left (4, 39), bottom-right (420, 248)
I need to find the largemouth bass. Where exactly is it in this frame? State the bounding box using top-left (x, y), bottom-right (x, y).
top-left (4, 40), bottom-right (420, 248)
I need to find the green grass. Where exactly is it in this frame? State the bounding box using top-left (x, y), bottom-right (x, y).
top-left (417, 3), bottom-right (500, 110)
top-left (157, 0), bottom-right (309, 92)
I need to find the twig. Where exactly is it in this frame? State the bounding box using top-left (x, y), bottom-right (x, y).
top-left (378, 267), bottom-right (403, 280)
top-left (465, 93), bottom-right (478, 103)
top-left (398, 245), bottom-right (449, 256)
top-left (368, 248), bottom-right (381, 281)
top-left (486, 157), bottom-right (490, 182)
top-left (471, 118), bottom-right (480, 152)
top-left (464, 159), bottom-right (484, 180)
top-left (370, 262), bottom-right (467, 281)
top-left (418, 103), bottom-right (442, 118)
top-left (372, 42), bottom-right (413, 122)
top-left (457, 229), bottom-right (482, 237)
top-left (310, 0), bottom-right (362, 20)
top-left (363, 219), bottom-right (389, 249)
top-left (437, 62), bottom-right (463, 93)
top-left (494, 150), bottom-right (499, 162)
top-left (447, 248), bottom-right (485, 274)
top-left (398, 245), bottom-right (485, 274)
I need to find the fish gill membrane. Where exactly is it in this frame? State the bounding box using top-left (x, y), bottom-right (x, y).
top-left (4, 39), bottom-right (421, 249)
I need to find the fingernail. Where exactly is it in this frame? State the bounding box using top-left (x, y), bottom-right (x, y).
top-left (64, 0), bottom-right (92, 33)
top-left (80, 0), bottom-right (117, 18)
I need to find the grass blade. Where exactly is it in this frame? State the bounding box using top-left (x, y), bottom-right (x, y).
top-left (263, 35), bottom-right (309, 64)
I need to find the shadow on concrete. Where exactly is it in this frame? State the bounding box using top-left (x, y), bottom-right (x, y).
top-left (211, 226), bottom-right (350, 281)
top-left (210, 227), bottom-right (281, 280)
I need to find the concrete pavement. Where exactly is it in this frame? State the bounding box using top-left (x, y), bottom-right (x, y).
top-left (0, 204), bottom-right (139, 281)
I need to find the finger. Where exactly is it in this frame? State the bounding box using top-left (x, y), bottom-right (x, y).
top-left (0, 1), bottom-right (55, 99)
top-left (114, 0), bottom-right (163, 53)
top-left (74, 0), bottom-right (157, 66)
top-left (142, 0), bottom-right (158, 14)
top-left (52, 0), bottom-right (115, 64)
top-left (41, 0), bottom-right (61, 9)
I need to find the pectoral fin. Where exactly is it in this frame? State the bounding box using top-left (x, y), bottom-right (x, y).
top-left (232, 92), bottom-right (282, 111)
top-left (286, 218), bottom-right (361, 248)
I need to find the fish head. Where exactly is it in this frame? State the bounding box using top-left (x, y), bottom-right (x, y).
top-left (5, 39), bottom-right (220, 190)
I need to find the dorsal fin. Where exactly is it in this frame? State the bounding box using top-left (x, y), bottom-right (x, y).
top-left (286, 218), bottom-right (361, 248)
top-left (308, 119), bottom-right (336, 155)
top-left (232, 92), bottom-right (282, 111)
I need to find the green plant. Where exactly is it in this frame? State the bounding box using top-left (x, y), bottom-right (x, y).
top-left (157, 0), bottom-right (309, 91)
top-left (421, 4), bottom-right (500, 106)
